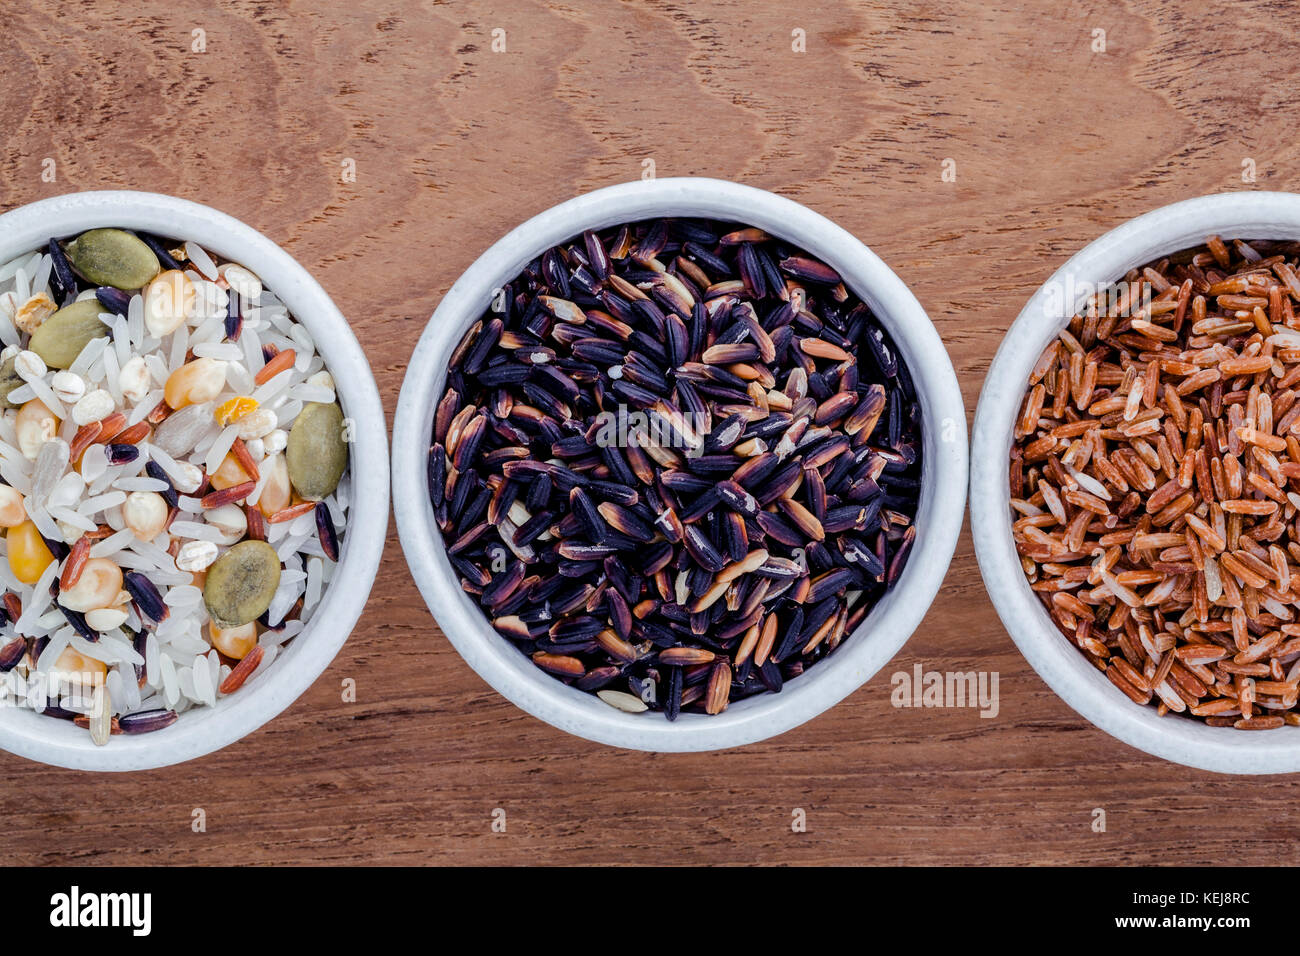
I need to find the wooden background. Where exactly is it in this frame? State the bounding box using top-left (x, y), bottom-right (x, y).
top-left (2, 0), bottom-right (1298, 866)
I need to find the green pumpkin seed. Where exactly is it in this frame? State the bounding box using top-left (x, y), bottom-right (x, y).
top-left (287, 401), bottom-right (347, 500)
top-left (28, 300), bottom-right (110, 369)
top-left (0, 356), bottom-right (24, 409)
top-left (65, 229), bottom-right (159, 290)
top-left (204, 540), bottom-right (281, 628)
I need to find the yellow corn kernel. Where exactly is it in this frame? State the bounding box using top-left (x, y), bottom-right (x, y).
top-left (214, 396), bottom-right (259, 426)
top-left (209, 621), bottom-right (257, 660)
top-left (52, 645), bottom-right (107, 683)
top-left (58, 557), bottom-right (123, 613)
top-left (122, 491), bottom-right (168, 541)
top-left (259, 453), bottom-right (290, 516)
top-left (0, 484), bottom-right (26, 527)
top-left (8, 520), bottom-right (54, 584)
top-left (209, 453), bottom-right (251, 490)
top-left (143, 270), bottom-right (196, 338)
top-left (164, 357), bottom-right (226, 410)
top-left (15, 398), bottom-right (58, 461)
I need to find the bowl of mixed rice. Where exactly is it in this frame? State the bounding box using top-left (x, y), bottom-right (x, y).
top-left (0, 191), bottom-right (388, 771)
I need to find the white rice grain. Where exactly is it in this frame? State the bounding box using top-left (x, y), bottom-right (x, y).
top-left (191, 314), bottom-right (225, 344)
top-left (288, 323), bottom-right (314, 359)
top-left (205, 424), bottom-right (240, 474)
top-left (128, 389), bottom-right (165, 425)
top-left (79, 445), bottom-right (109, 483)
top-left (78, 490), bottom-right (126, 515)
top-left (266, 575), bottom-right (303, 626)
top-left (37, 632), bottom-right (70, 674)
top-left (240, 326), bottom-right (264, 376)
top-left (31, 255), bottom-right (52, 295)
top-left (26, 503), bottom-right (61, 541)
top-left (177, 665), bottom-right (196, 701)
top-left (120, 664), bottom-right (142, 712)
top-left (246, 643), bottom-right (278, 685)
top-left (0, 306), bottom-right (18, 349)
top-left (193, 342), bottom-right (243, 361)
top-left (127, 293), bottom-right (145, 346)
top-left (112, 314), bottom-right (131, 368)
top-left (251, 371), bottom-right (295, 408)
top-left (101, 345), bottom-right (122, 404)
top-left (96, 634), bottom-right (144, 667)
top-left (168, 325), bottom-right (189, 370)
top-left (0, 460), bottom-right (31, 494)
top-left (305, 556), bottom-right (323, 611)
top-left (70, 337), bottom-right (109, 378)
top-left (163, 585), bottom-right (202, 608)
top-left (167, 520), bottom-right (229, 543)
top-left (288, 511), bottom-right (315, 537)
top-left (225, 360), bottom-right (253, 395)
top-left (0, 256), bottom-right (25, 284)
top-left (275, 533), bottom-right (310, 563)
top-left (184, 241), bottom-right (218, 280)
top-left (191, 654), bottom-right (215, 706)
top-left (48, 472), bottom-right (85, 509)
top-left (288, 384), bottom-right (335, 404)
top-left (274, 400), bottom-right (303, 428)
top-left (16, 560), bottom-right (59, 636)
top-left (4, 384), bottom-right (34, 406)
top-left (46, 505), bottom-right (96, 533)
top-left (145, 632), bottom-right (161, 685)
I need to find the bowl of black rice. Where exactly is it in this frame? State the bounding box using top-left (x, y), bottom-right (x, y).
top-left (393, 177), bottom-right (967, 750)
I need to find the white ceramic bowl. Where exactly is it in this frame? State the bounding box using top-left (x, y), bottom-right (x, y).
top-left (394, 177), bottom-right (967, 751)
top-left (973, 191), bottom-right (1300, 774)
top-left (0, 191), bottom-right (389, 771)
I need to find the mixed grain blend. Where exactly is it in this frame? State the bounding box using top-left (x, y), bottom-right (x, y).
top-left (0, 228), bottom-right (349, 743)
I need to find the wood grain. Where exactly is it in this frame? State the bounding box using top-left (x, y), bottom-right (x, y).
top-left (2, 0), bottom-right (1300, 866)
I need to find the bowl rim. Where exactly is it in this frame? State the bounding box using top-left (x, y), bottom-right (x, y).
top-left (972, 190), bottom-right (1300, 774)
top-left (393, 176), bottom-right (968, 751)
top-left (0, 190), bottom-right (390, 772)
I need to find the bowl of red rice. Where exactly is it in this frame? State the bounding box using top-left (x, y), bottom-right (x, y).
top-left (0, 191), bottom-right (388, 771)
top-left (973, 191), bottom-right (1300, 774)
